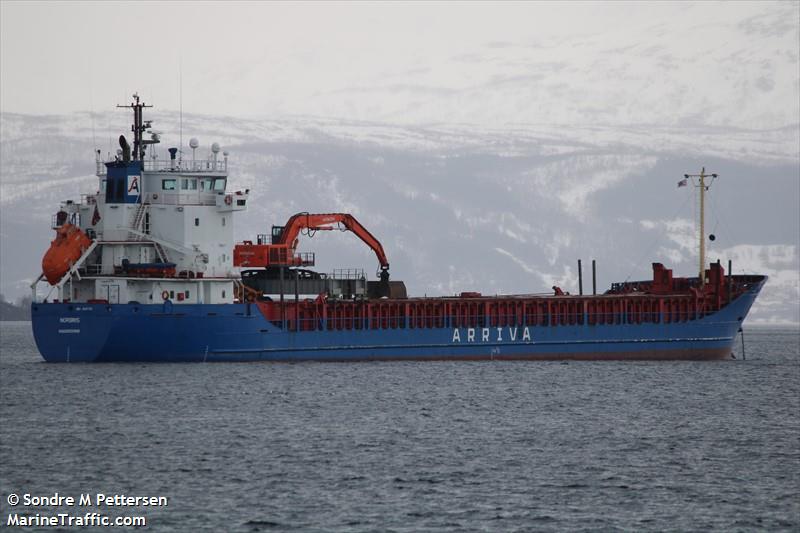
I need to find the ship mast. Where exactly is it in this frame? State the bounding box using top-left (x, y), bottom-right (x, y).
top-left (683, 167), bottom-right (718, 287)
top-left (116, 93), bottom-right (154, 161)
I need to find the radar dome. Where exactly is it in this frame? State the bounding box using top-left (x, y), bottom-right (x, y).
top-left (211, 142), bottom-right (220, 154)
top-left (189, 138), bottom-right (199, 149)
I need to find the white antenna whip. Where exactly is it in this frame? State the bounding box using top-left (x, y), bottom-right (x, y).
top-left (88, 58), bottom-right (97, 150)
top-left (179, 58), bottom-right (183, 163)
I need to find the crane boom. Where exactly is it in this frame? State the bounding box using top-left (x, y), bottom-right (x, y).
top-left (277, 213), bottom-right (389, 269)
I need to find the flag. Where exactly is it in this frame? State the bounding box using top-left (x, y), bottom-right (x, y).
top-left (91, 205), bottom-right (101, 225)
top-left (677, 178), bottom-right (688, 188)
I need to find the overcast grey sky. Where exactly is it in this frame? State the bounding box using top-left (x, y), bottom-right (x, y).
top-left (2, 1), bottom-right (798, 129)
top-left (1, 1), bottom-right (798, 321)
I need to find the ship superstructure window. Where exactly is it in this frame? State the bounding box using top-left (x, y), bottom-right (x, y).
top-left (213, 178), bottom-right (226, 191)
top-left (106, 176), bottom-right (125, 203)
top-left (162, 179), bottom-right (177, 190)
top-left (181, 178), bottom-right (197, 190)
top-left (195, 218), bottom-right (199, 226)
top-left (200, 178), bottom-right (214, 192)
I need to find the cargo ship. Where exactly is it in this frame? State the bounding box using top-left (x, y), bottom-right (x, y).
top-left (30, 97), bottom-right (766, 362)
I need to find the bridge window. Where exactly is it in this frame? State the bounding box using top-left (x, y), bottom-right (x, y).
top-left (181, 178), bottom-right (197, 190)
top-left (200, 178), bottom-right (214, 191)
top-left (213, 178), bottom-right (226, 191)
top-left (162, 179), bottom-right (176, 190)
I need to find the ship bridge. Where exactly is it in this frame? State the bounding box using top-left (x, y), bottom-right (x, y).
top-left (32, 94), bottom-right (249, 307)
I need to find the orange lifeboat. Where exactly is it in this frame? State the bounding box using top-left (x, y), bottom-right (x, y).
top-left (42, 223), bottom-right (92, 285)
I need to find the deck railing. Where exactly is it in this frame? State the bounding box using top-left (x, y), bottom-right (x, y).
top-left (96, 159), bottom-right (227, 176)
top-left (142, 159), bottom-right (227, 173)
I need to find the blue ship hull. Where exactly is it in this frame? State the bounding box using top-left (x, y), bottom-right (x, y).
top-left (30, 279), bottom-right (764, 363)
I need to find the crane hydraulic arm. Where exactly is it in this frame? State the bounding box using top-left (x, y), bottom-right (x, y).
top-left (277, 213), bottom-right (389, 269)
top-left (233, 213), bottom-right (390, 281)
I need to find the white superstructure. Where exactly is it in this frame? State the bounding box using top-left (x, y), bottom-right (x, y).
top-left (32, 94), bottom-right (249, 305)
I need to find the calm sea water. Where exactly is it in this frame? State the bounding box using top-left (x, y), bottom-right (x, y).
top-left (1, 322), bottom-right (798, 532)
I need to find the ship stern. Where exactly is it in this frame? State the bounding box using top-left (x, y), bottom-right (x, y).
top-left (31, 303), bottom-right (113, 362)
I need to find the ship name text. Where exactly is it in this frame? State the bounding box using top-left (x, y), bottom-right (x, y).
top-left (451, 327), bottom-right (532, 344)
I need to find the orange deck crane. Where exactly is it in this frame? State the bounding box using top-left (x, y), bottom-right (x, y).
top-left (234, 212), bottom-right (390, 282)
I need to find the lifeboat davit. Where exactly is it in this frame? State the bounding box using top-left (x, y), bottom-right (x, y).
top-left (42, 223), bottom-right (92, 285)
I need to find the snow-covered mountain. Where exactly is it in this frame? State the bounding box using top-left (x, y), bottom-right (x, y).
top-left (1, 111), bottom-right (797, 324)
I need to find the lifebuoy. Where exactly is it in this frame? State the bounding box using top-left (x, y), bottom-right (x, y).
top-left (224, 195), bottom-right (232, 206)
top-left (161, 290), bottom-right (169, 301)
